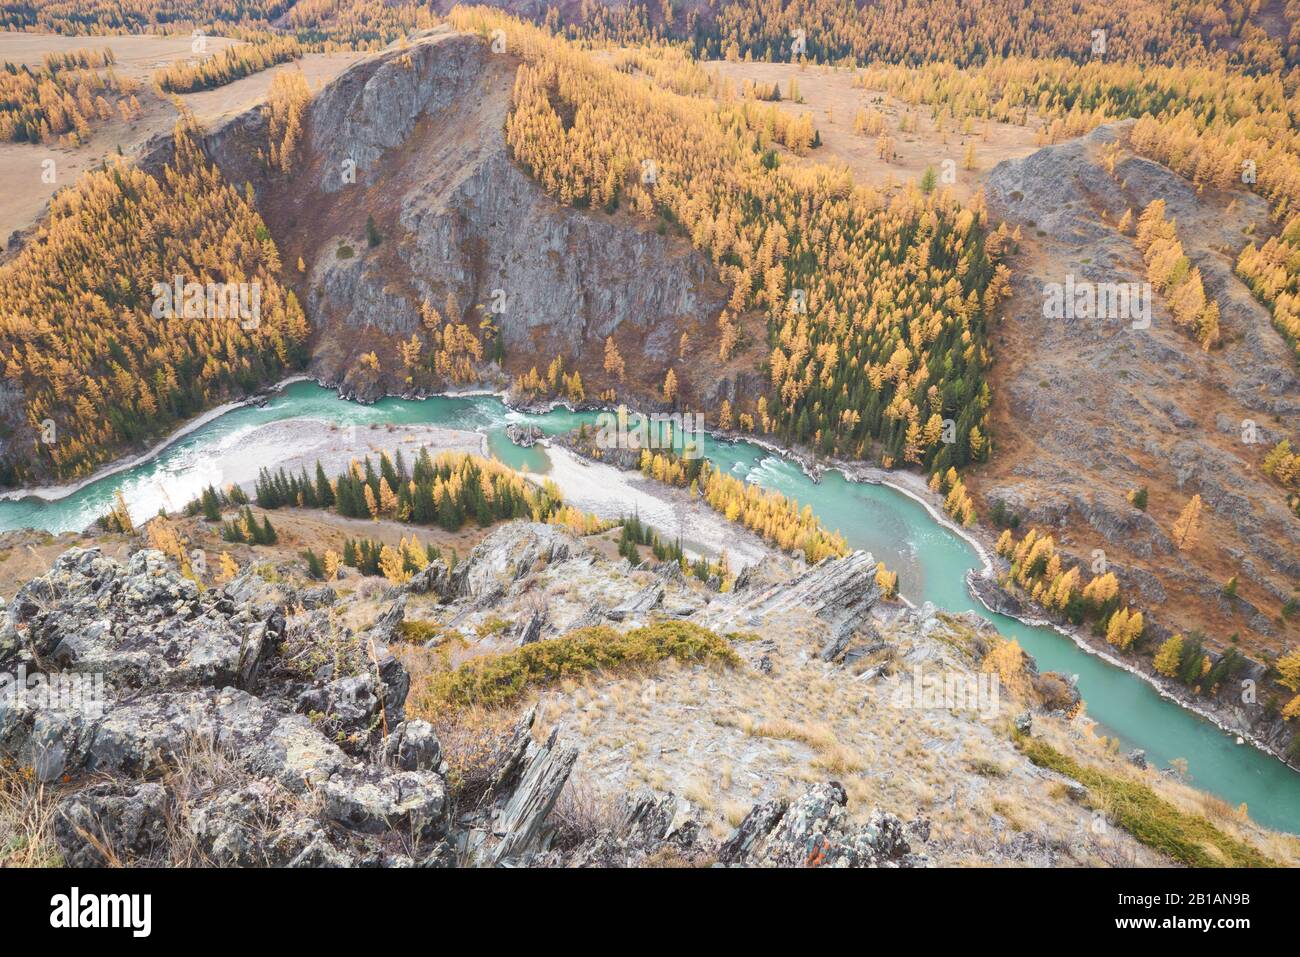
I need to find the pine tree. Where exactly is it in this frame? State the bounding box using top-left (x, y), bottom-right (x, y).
top-left (303, 548), bottom-right (325, 580)
top-left (662, 367), bottom-right (678, 403)
top-left (1154, 634), bottom-right (1183, 676)
top-left (200, 485), bottom-right (222, 522)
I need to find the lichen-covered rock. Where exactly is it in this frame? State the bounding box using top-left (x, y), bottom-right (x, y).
top-left (720, 551), bottom-right (882, 658)
top-left (402, 559), bottom-right (451, 599)
top-left (186, 783), bottom-right (329, 867)
top-left (535, 790), bottom-right (706, 868)
top-left (297, 674), bottom-right (381, 740)
top-left (718, 783), bottom-right (925, 868)
top-left (299, 585), bottom-right (338, 609)
top-left (537, 783), bottom-right (926, 869)
top-left (607, 582), bottom-right (664, 622)
top-left (516, 608), bottom-right (547, 645)
top-left (0, 545), bottom-right (460, 867)
top-left (381, 719), bottom-right (442, 772)
top-left (54, 782), bottom-right (168, 867)
top-left (451, 523), bottom-right (589, 601)
top-left (322, 768), bottom-right (447, 842)
top-left (9, 548), bottom-right (264, 691)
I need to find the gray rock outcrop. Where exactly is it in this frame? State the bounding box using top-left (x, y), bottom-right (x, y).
top-left (0, 547), bottom-right (450, 866)
top-left (248, 29), bottom-right (729, 402)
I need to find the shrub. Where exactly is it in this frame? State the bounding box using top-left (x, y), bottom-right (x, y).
top-left (414, 621), bottom-right (738, 714)
top-left (397, 619), bottom-right (454, 644)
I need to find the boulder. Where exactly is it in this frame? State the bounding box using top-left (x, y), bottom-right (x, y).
top-left (381, 719), bottom-right (443, 772)
top-left (54, 782), bottom-right (168, 867)
top-left (322, 769), bottom-right (448, 843)
top-left (718, 783), bottom-right (924, 868)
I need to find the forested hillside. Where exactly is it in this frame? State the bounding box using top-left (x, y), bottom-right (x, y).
top-left (536, 0), bottom-right (1295, 72)
top-left (0, 0), bottom-right (440, 48)
top-left (459, 9), bottom-right (1005, 472)
top-left (1, 1), bottom-right (1295, 483)
top-left (0, 119), bottom-right (308, 485)
top-left (840, 55), bottom-right (1300, 369)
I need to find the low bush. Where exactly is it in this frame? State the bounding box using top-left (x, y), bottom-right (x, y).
top-left (414, 621), bottom-right (739, 714)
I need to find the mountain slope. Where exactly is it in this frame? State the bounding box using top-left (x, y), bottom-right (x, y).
top-left (8, 516), bottom-right (1286, 866)
top-left (978, 123), bottom-right (1300, 666)
top-left (238, 27), bottom-right (729, 403)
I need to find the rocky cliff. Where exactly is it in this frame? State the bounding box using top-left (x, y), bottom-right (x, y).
top-left (214, 27), bottom-right (729, 404)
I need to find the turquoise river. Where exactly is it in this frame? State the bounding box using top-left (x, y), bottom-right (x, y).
top-left (3, 381), bottom-right (1298, 832)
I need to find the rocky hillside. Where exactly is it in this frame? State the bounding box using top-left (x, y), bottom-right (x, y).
top-left (3, 516), bottom-right (1289, 867)
top-left (194, 27), bottom-right (729, 405)
top-left (979, 123), bottom-right (1300, 665)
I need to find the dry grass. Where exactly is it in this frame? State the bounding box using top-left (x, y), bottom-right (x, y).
top-left (1018, 734), bottom-right (1276, 867)
top-left (0, 760), bottom-right (63, 867)
top-left (425, 704), bottom-right (524, 814)
top-left (722, 798), bottom-right (752, 828)
top-left (641, 846), bottom-right (713, 868)
top-left (811, 744), bottom-right (866, 774)
top-left (682, 777), bottom-right (716, 811)
top-left (750, 717), bottom-right (839, 752)
top-left (538, 601), bottom-right (1218, 865)
top-left (549, 774), bottom-right (621, 850)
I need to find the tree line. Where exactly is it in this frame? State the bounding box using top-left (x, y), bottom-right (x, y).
top-left (245, 447), bottom-right (567, 533)
top-left (0, 47), bottom-right (141, 144)
top-left (154, 35), bottom-right (301, 93)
